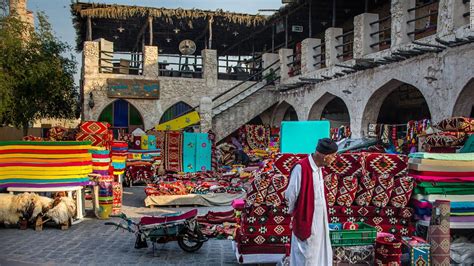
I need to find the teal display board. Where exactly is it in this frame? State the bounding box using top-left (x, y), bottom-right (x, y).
top-left (183, 132), bottom-right (211, 173)
top-left (196, 133), bottom-right (211, 172)
top-left (280, 121), bottom-right (330, 154)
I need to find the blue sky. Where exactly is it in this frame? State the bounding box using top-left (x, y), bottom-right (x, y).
top-left (27, 0), bottom-right (282, 85)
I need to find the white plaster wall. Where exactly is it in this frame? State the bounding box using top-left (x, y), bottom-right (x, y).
top-left (281, 42), bottom-right (474, 138)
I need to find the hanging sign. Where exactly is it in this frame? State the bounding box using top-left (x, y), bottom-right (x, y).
top-left (107, 79), bottom-right (160, 99)
top-left (292, 25), bottom-right (303, 33)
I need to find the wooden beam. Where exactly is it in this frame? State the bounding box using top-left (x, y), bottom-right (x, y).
top-left (133, 17), bottom-right (150, 51)
top-left (208, 16), bottom-right (213, 49)
top-left (148, 17), bottom-right (153, 46)
top-left (86, 16), bottom-right (92, 41)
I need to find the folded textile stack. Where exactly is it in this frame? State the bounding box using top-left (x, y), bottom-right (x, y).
top-left (333, 245), bottom-right (374, 265)
top-left (323, 152), bottom-right (415, 237)
top-left (408, 152), bottom-right (474, 228)
top-left (424, 117), bottom-right (473, 153)
top-left (0, 141), bottom-right (92, 188)
top-left (235, 153), bottom-right (299, 258)
top-left (127, 149), bottom-right (161, 162)
top-left (90, 146), bottom-right (111, 176)
top-left (76, 121), bottom-right (112, 147)
top-left (375, 234), bottom-right (402, 266)
top-left (111, 141), bottom-right (128, 175)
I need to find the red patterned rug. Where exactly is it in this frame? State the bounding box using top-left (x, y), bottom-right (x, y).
top-left (164, 131), bottom-right (183, 172)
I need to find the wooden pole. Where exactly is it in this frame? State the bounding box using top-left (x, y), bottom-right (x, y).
top-left (332, 0), bottom-right (336, 27)
top-left (208, 17), bottom-right (213, 49)
top-left (365, 0), bottom-right (369, 12)
top-left (148, 17), bottom-right (153, 46)
top-left (272, 24), bottom-right (275, 53)
top-left (285, 15), bottom-right (288, 48)
top-left (309, 0), bottom-right (312, 37)
top-left (86, 16), bottom-right (92, 41)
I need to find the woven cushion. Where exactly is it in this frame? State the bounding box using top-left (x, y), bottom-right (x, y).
top-left (323, 153), bottom-right (362, 177)
top-left (354, 172), bottom-right (376, 207)
top-left (273, 153), bottom-right (307, 177)
top-left (372, 174), bottom-right (394, 208)
top-left (389, 176), bottom-right (414, 208)
top-left (425, 132), bottom-right (467, 147)
top-left (433, 117), bottom-right (474, 132)
top-left (80, 121), bottom-right (110, 135)
top-left (265, 173), bottom-right (290, 207)
top-left (336, 176), bottom-right (358, 207)
top-left (324, 173), bottom-right (339, 207)
top-left (246, 172), bottom-right (271, 206)
top-left (132, 136), bottom-right (142, 150)
top-left (361, 153), bottom-right (408, 178)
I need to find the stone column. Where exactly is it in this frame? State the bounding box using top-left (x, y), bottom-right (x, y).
top-left (325, 27), bottom-right (343, 67)
top-left (143, 46), bottom-right (159, 78)
top-left (202, 49), bottom-right (217, 87)
top-left (199, 97), bottom-right (213, 133)
top-left (301, 38), bottom-right (321, 74)
top-left (438, 0), bottom-right (471, 36)
top-left (83, 41), bottom-right (100, 76)
top-left (471, 0), bottom-right (474, 29)
top-left (279, 48), bottom-right (293, 81)
top-left (354, 13), bottom-right (379, 58)
top-left (391, 0), bottom-right (416, 47)
top-left (262, 53), bottom-right (279, 77)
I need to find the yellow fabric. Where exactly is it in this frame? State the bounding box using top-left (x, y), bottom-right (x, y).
top-left (0, 145), bottom-right (91, 150)
top-left (0, 158), bottom-right (91, 163)
top-left (0, 166), bottom-right (92, 171)
top-left (89, 146), bottom-right (106, 151)
top-left (0, 174), bottom-right (90, 179)
top-left (0, 153), bottom-right (92, 159)
top-left (92, 166), bottom-right (109, 171)
top-left (155, 111), bottom-right (200, 130)
top-left (111, 157), bottom-right (126, 162)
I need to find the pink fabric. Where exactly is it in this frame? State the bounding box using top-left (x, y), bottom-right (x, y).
top-left (411, 199), bottom-right (433, 209)
top-left (410, 170), bottom-right (474, 177)
top-left (139, 209), bottom-right (198, 225)
top-left (410, 174), bottom-right (474, 182)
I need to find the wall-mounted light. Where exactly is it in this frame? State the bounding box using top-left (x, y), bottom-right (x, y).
top-left (166, 37), bottom-right (172, 43)
top-left (88, 92), bottom-right (95, 109)
top-left (173, 28), bottom-right (180, 34)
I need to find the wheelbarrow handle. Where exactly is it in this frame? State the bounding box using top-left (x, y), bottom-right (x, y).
top-left (104, 222), bottom-right (134, 233)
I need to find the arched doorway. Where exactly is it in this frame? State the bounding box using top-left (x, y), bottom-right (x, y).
top-left (160, 101), bottom-right (193, 124)
top-left (98, 99), bottom-right (144, 136)
top-left (283, 106), bottom-right (298, 121)
top-left (309, 93), bottom-right (350, 128)
top-left (362, 79), bottom-right (431, 136)
top-left (453, 79), bottom-right (474, 118)
top-left (271, 101), bottom-right (299, 127)
top-left (377, 84), bottom-right (431, 124)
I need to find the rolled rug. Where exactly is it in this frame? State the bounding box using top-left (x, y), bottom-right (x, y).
top-left (428, 200), bottom-right (451, 266)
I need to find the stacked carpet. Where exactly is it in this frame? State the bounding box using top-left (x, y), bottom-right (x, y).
top-left (111, 141), bottom-right (128, 175)
top-left (0, 141), bottom-right (92, 188)
top-left (409, 152), bottom-right (474, 228)
top-left (323, 152), bottom-right (415, 238)
top-left (90, 146), bottom-right (111, 176)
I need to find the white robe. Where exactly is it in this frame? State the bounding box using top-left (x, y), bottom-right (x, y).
top-left (284, 155), bottom-right (332, 266)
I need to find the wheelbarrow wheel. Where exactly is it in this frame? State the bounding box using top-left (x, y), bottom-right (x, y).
top-left (177, 236), bottom-right (203, 252)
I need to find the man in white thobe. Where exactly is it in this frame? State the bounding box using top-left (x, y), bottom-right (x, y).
top-left (285, 138), bottom-right (338, 266)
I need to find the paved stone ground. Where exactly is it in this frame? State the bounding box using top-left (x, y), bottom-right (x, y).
top-left (0, 187), bottom-right (243, 266)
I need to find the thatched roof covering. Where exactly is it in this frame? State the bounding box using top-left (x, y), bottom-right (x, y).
top-left (71, 2), bottom-right (269, 55)
top-left (73, 3), bottom-right (266, 27)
